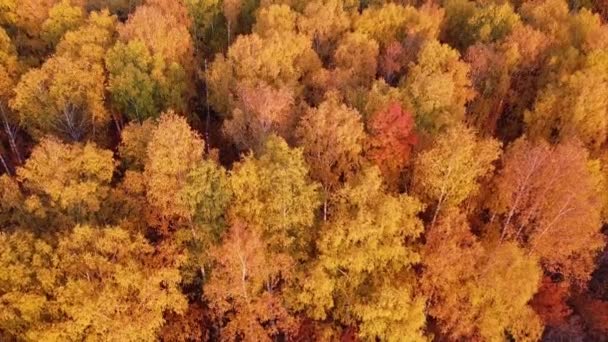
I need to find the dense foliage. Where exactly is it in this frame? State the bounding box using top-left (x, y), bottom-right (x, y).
top-left (2, 0), bottom-right (608, 340)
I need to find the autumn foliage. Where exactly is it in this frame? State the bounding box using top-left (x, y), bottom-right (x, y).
top-left (2, 0), bottom-right (608, 341)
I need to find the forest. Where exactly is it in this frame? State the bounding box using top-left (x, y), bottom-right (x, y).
top-left (2, 0), bottom-right (608, 341)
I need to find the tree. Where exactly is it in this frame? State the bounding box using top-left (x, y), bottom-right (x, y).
top-left (109, 0), bottom-right (194, 121)
top-left (331, 32), bottom-right (379, 106)
top-left (118, 119), bottom-right (157, 171)
top-left (464, 41), bottom-right (519, 135)
top-left (183, 0), bottom-right (226, 54)
top-left (16, 137), bottom-right (115, 228)
top-left (229, 135), bottom-right (320, 258)
top-left (41, 0), bottom-right (84, 47)
top-left (204, 221), bottom-right (297, 341)
top-left (290, 167), bottom-right (427, 341)
top-left (0, 27), bottom-right (22, 164)
top-left (11, 55), bottom-right (108, 141)
top-left (298, 0), bottom-right (351, 59)
top-left (0, 225), bottom-right (187, 341)
top-left (402, 40), bottom-right (475, 134)
top-left (144, 112), bottom-right (205, 221)
top-left (354, 3), bottom-right (442, 48)
top-left (442, 0), bottom-right (521, 51)
top-left (525, 50), bottom-right (608, 151)
top-left (0, 174), bottom-right (26, 230)
top-left (206, 31), bottom-right (321, 116)
top-left (85, 0), bottom-right (142, 19)
top-left (105, 41), bottom-right (164, 122)
top-left (56, 9), bottom-right (117, 64)
top-left (490, 138), bottom-right (605, 284)
top-left (223, 82), bottom-right (295, 152)
top-left (366, 102), bottom-right (417, 188)
top-left (422, 210), bottom-right (543, 341)
top-left (296, 93), bottom-right (366, 197)
top-left (117, 0), bottom-right (193, 68)
top-left (253, 4), bottom-right (297, 38)
top-left (5, 0), bottom-right (61, 57)
top-left (412, 124), bottom-right (501, 226)
top-left (530, 276), bottom-right (573, 329)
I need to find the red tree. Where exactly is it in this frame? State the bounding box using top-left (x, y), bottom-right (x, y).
top-left (367, 103), bottom-right (417, 188)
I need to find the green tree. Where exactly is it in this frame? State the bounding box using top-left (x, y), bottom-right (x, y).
top-left (402, 40), bottom-right (475, 133)
top-left (106, 41), bottom-right (162, 122)
top-left (41, 0), bottom-right (84, 47)
top-left (109, 0), bottom-right (194, 121)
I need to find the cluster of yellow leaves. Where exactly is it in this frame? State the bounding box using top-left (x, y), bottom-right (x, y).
top-left (292, 167), bottom-right (426, 341)
top-left (422, 211), bottom-right (543, 341)
top-left (413, 124), bottom-right (500, 222)
top-left (11, 54), bottom-right (108, 141)
top-left (229, 135), bottom-right (320, 257)
top-left (296, 93), bottom-right (366, 192)
top-left (144, 112), bottom-right (205, 220)
top-left (16, 137), bottom-right (114, 226)
top-left (206, 29), bottom-right (320, 115)
top-left (0, 226), bottom-right (186, 341)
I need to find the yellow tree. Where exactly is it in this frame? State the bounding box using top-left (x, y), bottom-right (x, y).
top-left (229, 135), bottom-right (320, 259)
top-left (56, 9), bottom-right (117, 64)
top-left (490, 138), bottom-right (605, 284)
top-left (422, 210), bottom-right (543, 341)
top-left (40, 0), bottom-right (85, 47)
top-left (11, 55), bottom-right (108, 141)
top-left (123, 112), bottom-right (230, 286)
top-left (296, 93), bottom-right (366, 217)
top-left (206, 31), bottom-right (321, 116)
top-left (402, 39), bottom-right (475, 134)
top-left (525, 50), bottom-right (608, 151)
top-left (3, 0), bottom-right (62, 57)
top-left (331, 32), bottom-right (379, 106)
top-left (118, 119), bottom-right (157, 171)
top-left (0, 225), bottom-right (186, 341)
top-left (291, 167), bottom-right (427, 341)
top-left (297, 0), bottom-right (351, 59)
top-left (253, 4), bottom-right (297, 37)
top-left (144, 111), bottom-right (205, 222)
top-left (16, 137), bottom-right (115, 228)
top-left (412, 124), bottom-right (501, 226)
top-left (354, 3), bottom-right (442, 48)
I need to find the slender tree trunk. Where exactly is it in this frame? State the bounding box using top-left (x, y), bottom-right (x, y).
top-left (204, 59), bottom-right (211, 152)
top-left (0, 105), bottom-right (21, 164)
top-left (0, 152), bottom-right (10, 175)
